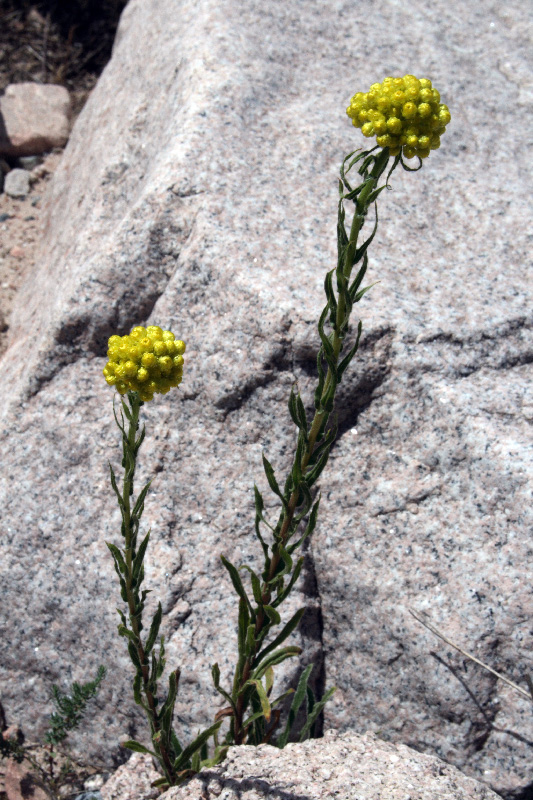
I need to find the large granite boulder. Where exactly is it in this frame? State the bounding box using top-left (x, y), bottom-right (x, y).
top-left (0, 0), bottom-right (531, 798)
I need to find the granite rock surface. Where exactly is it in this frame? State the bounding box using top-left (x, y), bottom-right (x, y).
top-left (0, 0), bottom-right (531, 798)
top-left (160, 730), bottom-right (503, 800)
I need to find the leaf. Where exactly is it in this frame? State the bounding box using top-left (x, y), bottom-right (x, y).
top-left (263, 605), bottom-right (281, 625)
top-left (132, 479), bottom-right (152, 519)
top-left (354, 203), bottom-right (379, 265)
top-left (144, 602), bottom-right (162, 655)
top-left (276, 663), bottom-right (313, 748)
top-left (108, 464), bottom-right (124, 509)
top-left (252, 645), bottom-right (302, 682)
top-left (151, 777), bottom-right (170, 789)
top-left (132, 532), bottom-right (151, 582)
top-left (118, 624), bottom-right (137, 642)
top-left (288, 386), bottom-right (308, 433)
top-left (238, 598), bottom-right (250, 658)
top-left (121, 740), bottom-right (157, 757)
top-left (253, 485), bottom-right (270, 558)
top-left (245, 624), bottom-right (256, 658)
top-left (262, 454), bottom-right (287, 509)
top-left (247, 679), bottom-right (271, 722)
top-left (201, 745), bottom-right (229, 769)
top-left (133, 673), bottom-right (142, 706)
top-left (265, 666), bottom-right (274, 695)
top-left (254, 608), bottom-right (305, 667)
top-left (128, 641), bottom-right (143, 671)
top-left (241, 565), bottom-right (263, 606)
top-left (287, 497), bottom-right (321, 555)
top-left (337, 320), bottom-right (363, 380)
top-left (221, 556), bottom-right (253, 613)
top-left (298, 686), bottom-right (337, 742)
top-left (211, 663), bottom-right (237, 714)
top-left (305, 441), bottom-right (332, 487)
top-left (173, 721), bottom-right (222, 772)
top-left (159, 669), bottom-right (180, 735)
top-left (271, 558), bottom-right (303, 606)
top-left (106, 542), bottom-right (126, 575)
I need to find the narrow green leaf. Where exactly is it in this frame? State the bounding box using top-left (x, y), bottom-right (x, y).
top-left (171, 729), bottom-right (183, 760)
top-left (118, 624), bottom-right (137, 642)
top-left (252, 646), bottom-right (302, 682)
top-left (106, 542), bottom-right (126, 574)
top-left (248, 679), bottom-right (271, 722)
top-left (276, 663), bottom-right (313, 748)
top-left (159, 669), bottom-right (179, 730)
top-left (108, 464), bottom-right (124, 509)
top-left (151, 777), bottom-right (170, 789)
top-left (132, 479), bottom-right (152, 519)
top-left (221, 556), bottom-right (253, 613)
top-left (337, 320), bottom-right (363, 379)
top-left (253, 486), bottom-right (270, 558)
top-left (238, 598), bottom-right (250, 657)
top-left (354, 204), bottom-right (379, 265)
top-left (201, 745), bottom-right (229, 769)
top-left (305, 441), bottom-right (332, 487)
top-left (128, 641), bottom-right (143, 671)
top-left (132, 673), bottom-right (143, 705)
top-left (298, 686), bottom-right (337, 742)
top-left (121, 740), bottom-right (157, 757)
top-left (265, 666), bottom-right (274, 696)
top-left (263, 605), bottom-right (281, 625)
top-left (145, 602), bottom-right (162, 655)
top-left (245, 624), bottom-right (256, 658)
top-left (262, 454), bottom-right (287, 509)
top-left (241, 565), bottom-right (263, 606)
top-left (288, 498), bottom-right (321, 555)
top-left (254, 608), bottom-right (305, 666)
top-left (173, 721), bottom-right (222, 772)
top-left (132, 531), bottom-right (151, 581)
top-left (272, 558), bottom-right (303, 607)
top-left (211, 663), bottom-right (237, 713)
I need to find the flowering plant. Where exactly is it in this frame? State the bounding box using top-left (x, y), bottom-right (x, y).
top-left (104, 75), bottom-right (451, 791)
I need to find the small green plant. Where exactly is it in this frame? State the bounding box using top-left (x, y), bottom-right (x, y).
top-left (1, 667), bottom-right (106, 800)
top-left (104, 74), bottom-right (452, 790)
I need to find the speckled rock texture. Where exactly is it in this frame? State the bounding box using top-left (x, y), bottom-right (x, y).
top-left (100, 731), bottom-right (502, 800)
top-left (100, 752), bottom-right (159, 800)
top-left (0, 1), bottom-right (531, 799)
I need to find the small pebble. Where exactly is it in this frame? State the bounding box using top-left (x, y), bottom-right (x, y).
top-left (9, 246), bottom-right (24, 258)
top-left (4, 168), bottom-right (30, 199)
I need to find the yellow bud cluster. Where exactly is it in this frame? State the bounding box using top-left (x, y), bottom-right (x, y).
top-left (103, 325), bottom-right (186, 402)
top-left (346, 75), bottom-right (451, 159)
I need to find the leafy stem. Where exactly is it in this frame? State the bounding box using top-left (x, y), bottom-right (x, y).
top-left (228, 146), bottom-right (393, 745)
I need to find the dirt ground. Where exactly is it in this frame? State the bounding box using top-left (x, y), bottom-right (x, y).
top-left (0, 0), bottom-right (128, 358)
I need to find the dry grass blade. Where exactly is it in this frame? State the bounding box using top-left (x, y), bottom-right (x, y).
top-left (409, 608), bottom-right (533, 702)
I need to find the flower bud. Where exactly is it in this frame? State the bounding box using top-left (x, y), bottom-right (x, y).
top-left (103, 325), bottom-right (185, 400)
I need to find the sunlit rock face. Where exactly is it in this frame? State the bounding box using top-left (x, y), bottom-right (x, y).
top-left (0, 0), bottom-right (531, 797)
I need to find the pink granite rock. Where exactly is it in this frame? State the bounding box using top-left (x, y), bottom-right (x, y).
top-left (0, 0), bottom-right (531, 798)
top-left (100, 731), bottom-right (502, 800)
top-left (0, 83), bottom-right (71, 157)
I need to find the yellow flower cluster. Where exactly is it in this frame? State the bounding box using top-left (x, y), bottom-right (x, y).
top-left (346, 75), bottom-right (451, 159)
top-left (103, 325), bottom-right (186, 402)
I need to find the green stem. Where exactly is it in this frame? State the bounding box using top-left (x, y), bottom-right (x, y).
top-left (121, 395), bottom-right (175, 785)
top-left (232, 148), bottom-right (390, 745)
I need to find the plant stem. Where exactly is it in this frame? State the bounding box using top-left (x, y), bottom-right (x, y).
top-left (121, 396), bottom-right (175, 785)
top-left (232, 149), bottom-right (390, 744)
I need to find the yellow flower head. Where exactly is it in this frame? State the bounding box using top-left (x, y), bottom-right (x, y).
top-left (346, 75), bottom-right (451, 159)
top-left (103, 325), bottom-right (186, 402)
